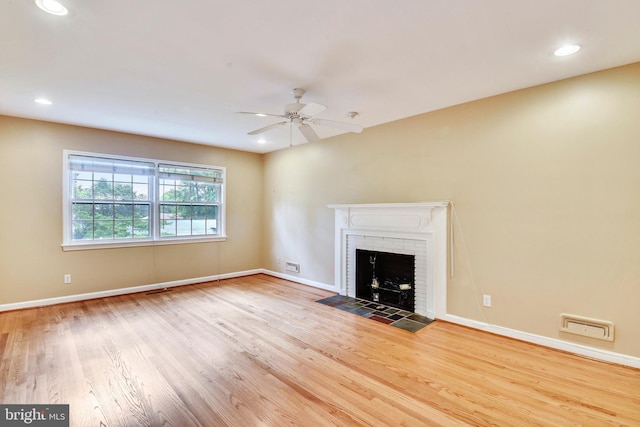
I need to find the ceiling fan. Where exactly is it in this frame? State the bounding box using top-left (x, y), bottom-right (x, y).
top-left (238, 88), bottom-right (363, 144)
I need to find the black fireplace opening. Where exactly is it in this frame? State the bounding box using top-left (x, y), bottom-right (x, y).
top-left (355, 249), bottom-right (415, 311)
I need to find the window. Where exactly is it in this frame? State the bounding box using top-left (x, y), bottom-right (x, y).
top-left (158, 164), bottom-right (222, 237)
top-left (68, 155), bottom-right (154, 241)
top-left (63, 151), bottom-right (225, 250)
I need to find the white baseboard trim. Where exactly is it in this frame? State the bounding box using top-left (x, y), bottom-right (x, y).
top-left (257, 273), bottom-right (640, 369)
top-left (261, 269), bottom-right (338, 292)
top-left (0, 269), bottom-right (263, 312)
top-left (440, 314), bottom-right (640, 369)
top-left (2, 270), bottom-right (638, 369)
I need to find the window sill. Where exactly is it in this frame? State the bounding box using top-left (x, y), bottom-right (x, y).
top-left (61, 235), bottom-right (228, 251)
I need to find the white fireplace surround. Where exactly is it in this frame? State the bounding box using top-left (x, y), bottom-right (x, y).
top-left (329, 202), bottom-right (449, 319)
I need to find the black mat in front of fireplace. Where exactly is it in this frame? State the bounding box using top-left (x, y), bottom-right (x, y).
top-left (316, 295), bottom-right (433, 333)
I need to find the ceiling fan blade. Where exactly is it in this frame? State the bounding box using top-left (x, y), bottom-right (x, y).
top-left (248, 121), bottom-right (287, 135)
top-left (298, 124), bottom-right (320, 142)
top-left (309, 118), bottom-right (363, 133)
top-left (298, 102), bottom-right (327, 117)
top-left (237, 111), bottom-right (286, 119)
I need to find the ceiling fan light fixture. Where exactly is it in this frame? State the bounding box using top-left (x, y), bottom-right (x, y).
top-left (35, 0), bottom-right (68, 16)
top-left (291, 88), bottom-right (306, 100)
top-left (554, 44), bottom-right (581, 57)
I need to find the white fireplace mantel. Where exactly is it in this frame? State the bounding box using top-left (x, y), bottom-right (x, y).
top-left (328, 202), bottom-right (449, 319)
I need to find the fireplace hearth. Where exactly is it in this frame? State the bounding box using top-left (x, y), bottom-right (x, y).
top-left (356, 249), bottom-right (415, 311)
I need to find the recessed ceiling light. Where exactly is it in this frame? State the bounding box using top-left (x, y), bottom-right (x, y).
top-left (554, 44), bottom-right (581, 57)
top-left (34, 0), bottom-right (68, 16)
top-left (34, 98), bottom-right (53, 105)
top-left (257, 138), bottom-right (267, 144)
top-left (256, 113), bottom-right (267, 117)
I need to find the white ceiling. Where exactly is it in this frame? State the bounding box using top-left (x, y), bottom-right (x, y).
top-left (2, 1), bottom-right (640, 153)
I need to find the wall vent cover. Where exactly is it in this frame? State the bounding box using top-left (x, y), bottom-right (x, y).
top-left (285, 261), bottom-right (300, 273)
top-left (560, 314), bottom-right (614, 341)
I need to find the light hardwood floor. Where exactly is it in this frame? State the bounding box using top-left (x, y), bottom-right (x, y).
top-left (1, 274), bottom-right (638, 426)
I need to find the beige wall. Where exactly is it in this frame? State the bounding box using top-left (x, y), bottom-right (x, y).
top-left (263, 63), bottom-right (640, 357)
top-left (0, 117), bottom-right (264, 304)
top-left (2, 63), bottom-right (638, 358)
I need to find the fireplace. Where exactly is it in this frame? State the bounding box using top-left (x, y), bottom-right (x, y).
top-left (356, 249), bottom-right (415, 311)
top-left (329, 202), bottom-right (449, 319)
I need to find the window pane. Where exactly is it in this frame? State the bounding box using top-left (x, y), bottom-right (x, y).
top-left (160, 204), bottom-right (177, 236)
top-left (134, 205), bottom-right (149, 218)
top-left (192, 183), bottom-right (206, 202)
top-left (73, 180), bottom-right (93, 199)
top-left (176, 220), bottom-right (191, 236)
top-left (114, 182), bottom-right (134, 200)
top-left (114, 203), bottom-right (133, 219)
top-left (93, 221), bottom-right (114, 239)
top-left (192, 219), bottom-right (206, 235)
top-left (94, 180), bottom-right (114, 200)
top-left (161, 221), bottom-right (176, 236)
top-left (134, 219), bottom-right (150, 237)
top-left (132, 183), bottom-right (149, 200)
top-left (161, 204), bottom-right (177, 219)
top-left (206, 205), bottom-right (218, 219)
top-left (176, 204), bottom-right (192, 220)
top-left (72, 203), bottom-right (93, 220)
top-left (159, 182), bottom-right (176, 201)
top-left (134, 204), bottom-right (150, 238)
top-left (134, 225), bottom-right (149, 237)
top-left (115, 221), bottom-right (132, 238)
top-left (205, 183), bottom-right (219, 202)
top-left (206, 219), bottom-right (218, 234)
top-left (175, 184), bottom-right (192, 202)
top-left (94, 203), bottom-right (114, 218)
top-left (72, 221), bottom-right (93, 240)
top-left (192, 205), bottom-right (207, 219)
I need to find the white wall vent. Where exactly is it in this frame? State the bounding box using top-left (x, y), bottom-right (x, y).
top-left (560, 314), bottom-right (614, 341)
top-left (285, 261), bottom-right (300, 273)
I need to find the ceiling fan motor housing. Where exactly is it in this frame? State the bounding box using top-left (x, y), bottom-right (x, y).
top-left (285, 102), bottom-right (305, 118)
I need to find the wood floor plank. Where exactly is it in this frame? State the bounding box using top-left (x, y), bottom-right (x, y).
top-left (1, 274), bottom-right (639, 426)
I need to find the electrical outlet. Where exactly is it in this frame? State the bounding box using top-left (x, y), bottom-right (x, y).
top-left (64, 274), bottom-right (72, 284)
top-left (483, 294), bottom-right (491, 307)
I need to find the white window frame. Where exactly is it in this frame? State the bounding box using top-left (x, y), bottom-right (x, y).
top-left (62, 150), bottom-right (226, 251)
